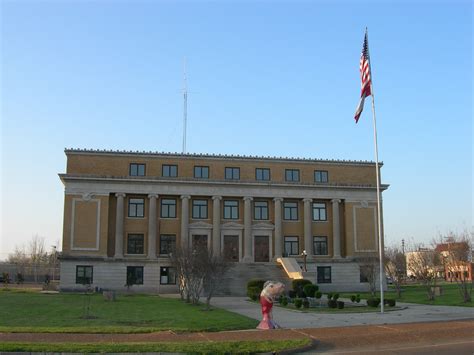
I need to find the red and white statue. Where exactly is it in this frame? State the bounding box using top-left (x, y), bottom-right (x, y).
top-left (257, 280), bottom-right (285, 330)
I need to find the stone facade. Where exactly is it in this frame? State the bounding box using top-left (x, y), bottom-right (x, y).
top-left (59, 149), bottom-right (388, 293)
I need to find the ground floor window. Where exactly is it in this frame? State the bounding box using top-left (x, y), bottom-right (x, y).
top-left (160, 234), bottom-right (176, 255)
top-left (76, 265), bottom-right (93, 285)
top-left (126, 266), bottom-right (144, 285)
top-left (284, 236), bottom-right (299, 256)
top-left (317, 266), bottom-right (331, 283)
top-left (160, 267), bottom-right (177, 285)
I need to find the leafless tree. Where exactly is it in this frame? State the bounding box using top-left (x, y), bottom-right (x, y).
top-left (8, 235), bottom-right (49, 282)
top-left (384, 245), bottom-right (406, 298)
top-left (436, 231), bottom-right (473, 303)
top-left (406, 245), bottom-right (442, 301)
top-left (357, 256), bottom-right (379, 296)
top-left (202, 251), bottom-right (232, 310)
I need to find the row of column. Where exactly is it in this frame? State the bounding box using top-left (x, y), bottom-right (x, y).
top-left (114, 193), bottom-right (342, 260)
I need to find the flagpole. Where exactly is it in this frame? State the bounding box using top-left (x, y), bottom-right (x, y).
top-left (365, 28), bottom-right (385, 314)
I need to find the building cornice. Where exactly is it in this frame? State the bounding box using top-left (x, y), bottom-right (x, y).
top-left (64, 148), bottom-right (383, 167)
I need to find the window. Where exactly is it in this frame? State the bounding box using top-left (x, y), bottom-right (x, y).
top-left (160, 235), bottom-right (176, 255)
top-left (284, 236), bottom-right (299, 256)
top-left (223, 200), bottom-right (239, 219)
top-left (192, 235), bottom-right (208, 249)
top-left (127, 234), bottom-right (144, 254)
top-left (194, 166), bottom-right (209, 179)
top-left (225, 167), bottom-right (240, 180)
top-left (313, 236), bottom-right (328, 255)
top-left (162, 164), bottom-right (178, 177)
top-left (360, 271), bottom-right (369, 283)
top-left (283, 201), bottom-right (298, 220)
top-left (192, 199), bottom-right (208, 219)
top-left (256, 168), bottom-right (270, 181)
top-left (315, 170), bottom-right (329, 183)
top-left (317, 266), bottom-right (331, 283)
top-left (126, 266), bottom-right (143, 285)
top-left (76, 265), bottom-right (93, 285)
top-left (160, 267), bottom-right (177, 285)
top-left (161, 199), bottom-right (176, 218)
top-left (312, 202), bottom-right (327, 221)
top-left (128, 198), bottom-right (145, 218)
top-left (129, 163), bottom-right (145, 176)
top-left (254, 201), bottom-right (269, 220)
top-left (285, 169), bottom-right (300, 182)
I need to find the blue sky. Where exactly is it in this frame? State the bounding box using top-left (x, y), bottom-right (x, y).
top-left (1, 0), bottom-right (472, 258)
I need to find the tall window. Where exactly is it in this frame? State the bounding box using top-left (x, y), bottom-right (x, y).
top-left (256, 168), bottom-right (270, 181)
top-left (317, 266), bottom-right (331, 283)
top-left (162, 164), bottom-right (178, 177)
top-left (284, 236), bottom-right (299, 256)
top-left (223, 200), bottom-right (239, 219)
top-left (160, 267), bottom-right (177, 285)
top-left (129, 163), bottom-right (145, 176)
top-left (313, 236), bottom-right (328, 255)
top-left (161, 199), bottom-right (176, 218)
top-left (192, 199), bottom-right (208, 219)
top-left (194, 166), bottom-right (209, 179)
top-left (128, 198), bottom-right (145, 218)
top-left (254, 201), bottom-right (269, 220)
top-left (127, 234), bottom-right (144, 254)
top-left (76, 265), bottom-right (93, 285)
top-left (285, 169), bottom-right (300, 182)
top-left (315, 170), bottom-right (329, 183)
top-left (225, 167), bottom-right (240, 180)
top-left (126, 266), bottom-right (144, 285)
top-left (283, 201), bottom-right (298, 220)
top-left (312, 202), bottom-right (327, 221)
top-left (160, 235), bottom-right (176, 255)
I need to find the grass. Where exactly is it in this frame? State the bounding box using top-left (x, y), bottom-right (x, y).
top-left (0, 339), bottom-right (311, 354)
top-left (0, 288), bottom-right (258, 333)
top-left (340, 282), bottom-right (473, 307)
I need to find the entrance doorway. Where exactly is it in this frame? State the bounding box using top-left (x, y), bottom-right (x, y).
top-left (254, 236), bottom-right (269, 262)
top-left (223, 235), bottom-right (239, 262)
top-left (192, 234), bottom-right (208, 250)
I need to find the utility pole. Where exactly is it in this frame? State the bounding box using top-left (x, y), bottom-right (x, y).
top-left (182, 57), bottom-right (188, 154)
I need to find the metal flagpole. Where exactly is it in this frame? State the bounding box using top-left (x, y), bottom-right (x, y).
top-left (365, 28), bottom-right (385, 314)
top-left (182, 57), bottom-right (188, 154)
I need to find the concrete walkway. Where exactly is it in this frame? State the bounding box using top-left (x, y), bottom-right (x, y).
top-left (210, 297), bottom-right (474, 328)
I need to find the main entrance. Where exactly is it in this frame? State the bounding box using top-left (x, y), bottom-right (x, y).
top-left (192, 234), bottom-right (208, 250)
top-left (254, 235), bottom-right (269, 262)
top-left (223, 235), bottom-right (239, 262)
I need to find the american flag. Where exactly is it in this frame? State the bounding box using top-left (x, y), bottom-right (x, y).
top-left (354, 31), bottom-right (372, 123)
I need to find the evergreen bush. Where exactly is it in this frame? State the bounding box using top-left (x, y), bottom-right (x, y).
top-left (315, 291), bottom-right (322, 299)
top-left (302, 298), bottom-right (310, 308)
top-left (303, 284), bottom-right (318, 298)
top-left (294, 298), bottom-right (303, 308)
top-left (247, 286), bottom-right (261, 301)
top-left (337, 301), bottom-right (345, 309)
top-left (367, 297), bottom-right (381, 307)
top-left (350, 295), bottom-right (356, 302)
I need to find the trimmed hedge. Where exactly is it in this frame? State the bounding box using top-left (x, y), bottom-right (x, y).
top-left (350, 295), bottom-right (356, 302)
top-left (292, 279), bottom-right (312, 294)
top-left (303, 284), bottom-right (318, 298)
top-left (332, 293), bottom-right (340, 301)
top-left (279, 295), bottom-right (288, 306)
top-left (247, 286), bottom-right (261, 301)
top-left (302, 298), bottom-right (310, 308)
top-left (367, 297), bottom-right (381, 307)
top-left (294, 298), bottom-right (303, 309)
top-left (328, 299), bottom-right (338, 308)
top-left (337, 301), bottom-right (345, 309)
top-left (247, 279), bottom-right (265, 291)
top-left (315, 291), bottom-right (322, 299)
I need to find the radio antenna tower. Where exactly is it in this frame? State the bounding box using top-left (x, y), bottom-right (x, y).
top-left (182, 57), bottom-right (188, 154)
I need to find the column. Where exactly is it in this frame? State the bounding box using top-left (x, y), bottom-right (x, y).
top-left (243, 196), bottom-right (253, 262)
top-left (180, 195), bottom-right (190, 248)
top-left (212, 196), bottom-right (222, 256)
top-left (114, 193), bottom-right (126, 258)
top-left (147, 194), bottom-right (158, 259)
top-left (332, 199), bottom-right (341, 258)
top-left (303, 198), bottom-right (313, 256)
top-left (273, 198), bottom-right (283, 258)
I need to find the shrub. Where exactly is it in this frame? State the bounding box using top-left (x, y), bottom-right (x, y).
top-left (294, 298), bottom-right (303, 308)
top-left (367, 297), bottom-right (381, 308)
top-left (315, 291), bottom-right (322, 299)
top-left (350, 295), bottom-right (356, 302)
top-left (303, 284), bottom-right (318, 298)
top-left (337, 301), bottom-right (345, 309)
top-left (247, 286), bottom-right (261, 301)
top-left (328, 299), bottom-right (338, 308)
top-left (356, 294), bottom-right (361, 303)
top-left (327, 292), bottom-right (333, 300)
top-left (279, 295), bottom-right (288, 306)
top-left (387, 299), bottom-right (396, 307)
top-left (332, 293), bottom-right (340, 301)
top-left (291, 279), bottom-right (312, 297)
top-left (288, 290), bottom-right (297, 299)
top-left (302, 299), bottom-right (310, 308)
top-left (247, 279), bottom-right (265, 291)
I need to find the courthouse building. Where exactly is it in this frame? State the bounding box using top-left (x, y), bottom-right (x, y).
top-left (59, 148), bottom-right (388, 293)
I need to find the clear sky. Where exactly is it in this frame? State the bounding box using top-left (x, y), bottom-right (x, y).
top-left (1, 0), bottom-right (472, 259)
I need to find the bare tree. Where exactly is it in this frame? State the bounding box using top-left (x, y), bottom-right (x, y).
top-left (28, 235), bottom-right (48, 283)
top-left (436, 231), bottom-right (473, 303)
top-left (406, 245), bottom-right (442, 301)
top-left (8, 235), bottom-right (49, 282)
top-left (357, 256), bottom-right (379, 296)
top-left (202, 251), bottom-right (232, 310)
top-left (384, 244), bottom-right (406, 298)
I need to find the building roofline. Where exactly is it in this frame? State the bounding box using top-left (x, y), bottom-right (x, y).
top-left (64, 148), bottom-right (383, 167)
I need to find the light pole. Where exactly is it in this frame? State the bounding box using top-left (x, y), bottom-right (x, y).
top-left (302, 250), bottom-right (307, 272)
top-left (51, 246), bottom-right (57, 281)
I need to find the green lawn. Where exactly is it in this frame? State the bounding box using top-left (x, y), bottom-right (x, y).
top-left (0, 289), bottom-right (258, 333)
top-left (0, 339), bottom-right (311, 354)
top-left (340, 282), bottom-right (473, 307)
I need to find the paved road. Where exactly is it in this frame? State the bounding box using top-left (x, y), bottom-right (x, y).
top-left (210, 297), bottom-right (474, 328)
